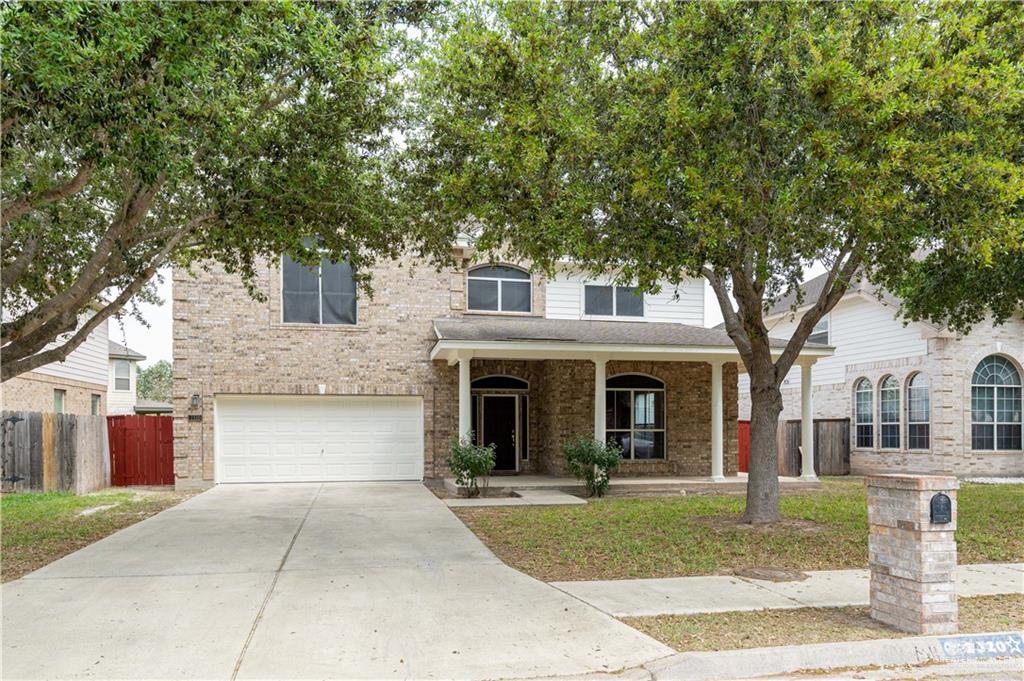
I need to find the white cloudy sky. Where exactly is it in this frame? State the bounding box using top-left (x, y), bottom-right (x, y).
top-left (110, 268), bottom-right (173, 367)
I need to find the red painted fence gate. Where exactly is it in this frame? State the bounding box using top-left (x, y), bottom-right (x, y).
top-left (737, 420), bottom-right (750, 473)
top-left (107, 415), bottom-right (174, 486)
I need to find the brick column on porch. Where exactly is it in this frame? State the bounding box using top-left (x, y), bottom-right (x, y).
top-left (867, 474), bottom-right (959, 634)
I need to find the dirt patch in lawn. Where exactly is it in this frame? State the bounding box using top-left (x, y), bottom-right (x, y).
top-left (623, 594), bottom-right (1024, 652)
top-left (1, 488), bottom-right (199, 582)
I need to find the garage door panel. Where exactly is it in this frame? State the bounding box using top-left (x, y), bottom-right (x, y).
top-left (216, 396), bottom-right (423, 483)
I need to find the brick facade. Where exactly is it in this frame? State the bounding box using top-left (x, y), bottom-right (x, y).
top-left (2, 371), bottom-right (106, 416)
top-left (174, 256), bottom-right (740, 487)
top-left (739, 317), bottom-right (1024, 477)
top-left (867, 475), bottom-right (959, 634)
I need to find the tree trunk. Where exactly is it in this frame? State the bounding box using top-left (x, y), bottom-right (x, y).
top-left (744, 380), bottom-right (784, 524)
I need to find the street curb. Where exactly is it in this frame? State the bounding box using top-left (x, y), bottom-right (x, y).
top-left (645, 630), bottom-right (1024, 680)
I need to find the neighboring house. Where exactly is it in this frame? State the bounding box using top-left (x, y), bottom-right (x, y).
top-left (134, 398), bottom-right (173, 415)
top-left (172, 252), bottom-right (830, 488)
top-left (1, 320), bottom-right (109, 416)
top-left (107, 341), bottom-right (146, 415)
top-left (738, 273), bottom-right (1024, 477)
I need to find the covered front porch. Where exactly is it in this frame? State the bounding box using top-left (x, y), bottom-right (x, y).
top-left (431, 316), bottom-right (831, 482)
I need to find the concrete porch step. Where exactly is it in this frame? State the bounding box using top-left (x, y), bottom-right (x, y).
top-left (444, 488), bottom-right (588, 508)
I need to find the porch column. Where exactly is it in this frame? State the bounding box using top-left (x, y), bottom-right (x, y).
top-left (458, 354), bottom-right (472, 440)
top-left (800, 360), bottom-right (817, 481)
top-left (710, 361), bottom-right (725, 481)
top-left (594, 356), bottom-right (607, 443)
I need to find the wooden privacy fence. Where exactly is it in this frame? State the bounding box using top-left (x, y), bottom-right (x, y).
top-left (107, 415), bottom-right (174, 486)
top-left (1, 411), bottom-right (110, 494)
top-left (777, 418), bottom-right (851, 476)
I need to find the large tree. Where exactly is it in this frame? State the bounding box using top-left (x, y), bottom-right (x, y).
top-left (137, 360), bottom-right (172, 403)
top-left (1, 0), bottom-right (441, 381)
top-left (406, 1), bottom-right (1024, 521)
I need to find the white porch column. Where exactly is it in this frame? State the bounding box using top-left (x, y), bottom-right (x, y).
top-left (710, 361), bottom-right (725, 481)
top-left (458, 354), bottom-right (472, 441)
top-left (594, 356), bottom-right (607, 443)
top-left (800, 360), bottom-right (818, 481)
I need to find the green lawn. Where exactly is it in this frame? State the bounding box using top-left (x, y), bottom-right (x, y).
top-left (453, 478), bottom-right (1024, 581)
top-left (1, 489), bottom-right (195, 581)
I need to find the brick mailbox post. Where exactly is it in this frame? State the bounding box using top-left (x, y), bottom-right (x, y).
top-left (866, 474), bottom-right (959, 635)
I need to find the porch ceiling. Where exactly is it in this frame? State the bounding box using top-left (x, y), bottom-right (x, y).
top-left (430, 316), bottom-right (833, 365)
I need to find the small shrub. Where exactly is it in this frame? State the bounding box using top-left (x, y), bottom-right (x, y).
top-left (563, 435), bottom-right (623, 497)
top-left (447, 435), bottom-right (496, 497)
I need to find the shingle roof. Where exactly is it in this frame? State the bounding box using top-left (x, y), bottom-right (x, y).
top-left (133, 398), bottom-right (172, 414)
top-left (108, 340), bottom-right (146, 361)
top-left (433, 316), bottom-right (821, 349)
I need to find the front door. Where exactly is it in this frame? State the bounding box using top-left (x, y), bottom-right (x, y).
top-left (482, 395), bottom-right (517, 471)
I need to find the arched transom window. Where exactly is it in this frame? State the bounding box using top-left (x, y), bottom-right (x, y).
top-left (906, 373), bottom-right (930, 450)
top-left (467, 265), bottom-right (532, 313)
top-left (879, 376), bottom-right (900, 450)
top-left (971, 356), bottom-right (1022, 451)
top-left (854, 378), bottom-right (874, 448)
top-left (606, 374), bottom-right (665, 459)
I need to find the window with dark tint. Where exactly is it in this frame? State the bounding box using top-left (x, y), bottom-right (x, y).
top-left (471, 376), bottom-right (529, 390)
top-left (854, 378), bottom-right (873, 448)
top-left (606, 374), bottom-right (665, 459)
top-left (906, 373), bottom-right (930, 449)
top-left (585, 284), bottom-right (644, 317)
top-left (971, 355), bottom-right (1022, 451)
top-left (282, 254), bottom-right (357, 325)
top-left (520, 395), bottom-right (529, 460)
top-left (879, 376), bottom-right (900, 449)
top-left (467, 266), bottom-right (531, 313)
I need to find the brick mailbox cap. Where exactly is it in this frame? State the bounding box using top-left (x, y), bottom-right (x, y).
top-left (866, 474), bottom-right (960, 491)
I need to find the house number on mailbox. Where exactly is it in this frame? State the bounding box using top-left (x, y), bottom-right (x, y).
top-left (930, 492), bottom-right (952, 524)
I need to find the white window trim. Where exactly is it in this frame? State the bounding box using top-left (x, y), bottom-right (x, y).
top-left (581, 283), bottom-right (646, 320)
top-left (280, 254), bottom-right (358, 326)
top-left (808, 314), bottom-right (830, 345)
top-left (970, 357), bottom-right (1023, 452)
top-left (853, 378), bottom-right (874, 449)
top-left (878, 376), bottom-right (900, 451)
top-left (606, 384), bottom-right (666, 460)
top-left (114, 359), bottom-right (132, 392)
top-left (905, 373), bottom-right (931, 451)
top-left (466, 267), bottom-right (533, 314)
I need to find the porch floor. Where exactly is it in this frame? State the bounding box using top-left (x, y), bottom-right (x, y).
top-left (443, 472), bottom-right (822, 498)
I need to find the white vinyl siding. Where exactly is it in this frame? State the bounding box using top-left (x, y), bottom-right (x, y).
top-left (546, 271), bottom-right (703, 325)
top-left (215, 395), bottom-right (424, 483)
top-left (107, 359), bottom-right (138, 415)
top-left (33, 318), bottom-right (109, 387)
top-left (768, 296), bottom-right (929, 388)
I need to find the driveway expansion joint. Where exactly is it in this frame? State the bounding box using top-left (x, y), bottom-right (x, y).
top-left (230, 483), bottom-right (323, 681)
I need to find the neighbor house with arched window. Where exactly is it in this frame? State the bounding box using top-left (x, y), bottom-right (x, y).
top-left (172, 250), bottom-right (833, 488)
top-left (739, 272), bottom-right (1023, 477)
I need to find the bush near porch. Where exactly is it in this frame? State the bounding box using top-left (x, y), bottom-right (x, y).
top-left (452, 478), bottom-right (1024, 581)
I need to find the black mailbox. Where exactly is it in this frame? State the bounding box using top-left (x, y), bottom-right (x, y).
top-left (930, 492), bottom-right (952, 524)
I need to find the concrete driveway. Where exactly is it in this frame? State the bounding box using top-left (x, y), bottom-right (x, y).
top-left (2, 483), bottom-right (671, 680)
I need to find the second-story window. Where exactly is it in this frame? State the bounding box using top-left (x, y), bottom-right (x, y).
top-left (467, 265), bottom-right (532, 313)
top-left (584, 285), bottom-right (644, 317)
top-left (114, 360), bottom-right (131, 391)
top-left (282, 253), bottom-right (357, 325)
top-left (808, 315), bottom-right (829, 344)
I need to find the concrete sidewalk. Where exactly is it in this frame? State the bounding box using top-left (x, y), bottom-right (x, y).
top-left (551, 563), bottom-right (1024, 617)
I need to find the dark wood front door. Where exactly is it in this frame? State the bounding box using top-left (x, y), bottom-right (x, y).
top-left (482, 395), bottom-right (517, 471)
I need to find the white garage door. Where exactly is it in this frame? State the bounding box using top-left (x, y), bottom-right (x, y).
top-left (215, 395), bottom-right (423, 483)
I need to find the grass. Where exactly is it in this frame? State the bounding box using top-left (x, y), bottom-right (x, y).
top-left (1, 488), bottom-right (196, 582)
top-left (624, 594), bottom-right (1024, 652)
top-left (453, 478), bottom-right (1024, 581)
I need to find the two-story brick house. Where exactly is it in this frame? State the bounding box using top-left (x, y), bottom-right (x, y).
top-left (738, 273), bottom-right (1024, 477)
top-left (173, 249), bottom-right (831, 489)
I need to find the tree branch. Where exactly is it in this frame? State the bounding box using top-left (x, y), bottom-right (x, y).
top-left (703, 266), bottom-right (753, 361)
top-left (1, 158), bottom-right (97, 226)
top-left (0, 234), bottom-right (39, 290)
top-left (0, 222), bottom-right (201, 382)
